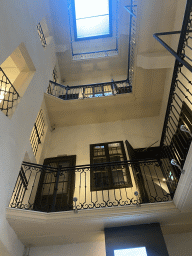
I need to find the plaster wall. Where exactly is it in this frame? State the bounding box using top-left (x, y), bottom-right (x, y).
top-left (164, 232), bottom-right (192, 256)
top-left (0, 0), bottom-right (56, 255)
top-left (29, 240), bottom-right (106, 256)
top-left (24, 231), bottom-right (192, 256)
top-left (45, 116), bottom-right (162, 164)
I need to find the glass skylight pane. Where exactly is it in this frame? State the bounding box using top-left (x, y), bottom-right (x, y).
top-left (114, 247), bottom-right (148, 256)
top-left (75, 0), bottom-right (109, 19)
top-left (76, 15), bottom-right (109, 39)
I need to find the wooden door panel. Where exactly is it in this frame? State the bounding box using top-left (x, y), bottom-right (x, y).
top-left (34, 156), bottom-right (76, 212)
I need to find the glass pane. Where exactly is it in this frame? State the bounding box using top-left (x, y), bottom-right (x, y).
top-left (112, 169), bottom-right (127, 185)
top-left (75, 0), bottom-right (109, 19)
top-left (76, 15), bottom-right (110, 39)
top-left (93, 170), bottom-right (109, 188)
top-left (114, 247), bottom-right (148, 256)
top-left (94, 145), bottom-right (105, 157)
top-left (93, 157), bottom-right (107, 164)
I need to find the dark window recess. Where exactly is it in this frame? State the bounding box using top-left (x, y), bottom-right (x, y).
top-left (30, 109), bottom-right (45, 157)
top-left (90, 141), bottom-right (132, 191)
top-left (59, 94), bottom-right (79, 100)
top-left (115, 86), bottom-right (132, 94)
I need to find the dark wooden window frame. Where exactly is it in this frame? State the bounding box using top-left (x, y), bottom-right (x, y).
top-left (90, 141), bottom-right (132, 191)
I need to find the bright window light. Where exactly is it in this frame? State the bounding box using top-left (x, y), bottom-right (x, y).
top-left (114, 247), bottom-right (148, 256)
top-left (74, 0), bottom-right (111, 40)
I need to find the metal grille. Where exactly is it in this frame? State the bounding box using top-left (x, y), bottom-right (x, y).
top-left (30, 109), bottom-right (45, 156)
top-left (9, 159), bottom-right (173, 212)
top-left (126, 0), bottom-right (137, 87)
top-left (154, 0), bottom-right (192, 181)
top-left (47, 80), bottom-right (132, 100)
top-left (0, 67), bottom-right (20, 116)
top-left (37, 22), bottom-right (47, 48)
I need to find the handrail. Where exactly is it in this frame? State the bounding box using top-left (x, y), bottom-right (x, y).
top-left (10, 157), bottom-right (174, 212)
top-left (22, 158), bottom-right (161, 172)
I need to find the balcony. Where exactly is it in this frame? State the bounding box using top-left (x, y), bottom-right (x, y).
top-left (47, 80), bottom-right (132, 101)
top-left (8, 157), bottom-right (176, 213)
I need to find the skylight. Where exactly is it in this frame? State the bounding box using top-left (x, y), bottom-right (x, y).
top-left (73, 0), bottom-right (112, 40)
top-left (114, 247), bottom-right (148, 256)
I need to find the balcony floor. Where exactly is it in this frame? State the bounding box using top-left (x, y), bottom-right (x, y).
top-left (6, 201), bottom-right (192, 247)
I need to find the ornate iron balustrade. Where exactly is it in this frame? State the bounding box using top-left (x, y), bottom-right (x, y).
top-left (0, 67), bottom-right (20, 116)
top-left (37, 22), bottom-right (47, 48)
top-left (47, 80), bottom-right (132, 100)
top-left (9, 159), bottom-right (174, 212)
top-left (154, 0), bottom-right (192, 175)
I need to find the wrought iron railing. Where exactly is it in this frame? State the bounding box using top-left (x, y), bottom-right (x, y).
top-left (154, 0), bottom-right (192, 176)
top-left (0, 67), bottom-right (20, 116)
top-left (47, 80), bottom-right (132, 100)
top-left (9, 159), bottom-right (174, 212)
top-left (37, 22), bottom-right (47, 48)
top-left (126, 0), bottom-right (137, 87)
top-left (30, 109), bottom-right (45, 157)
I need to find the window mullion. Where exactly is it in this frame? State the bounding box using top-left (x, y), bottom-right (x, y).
top-left (105, 143), bottom-right (113, 188)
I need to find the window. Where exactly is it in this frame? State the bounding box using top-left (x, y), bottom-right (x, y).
top-left (90, 141), bottom-right (132, 191)
top-left (72, 0), bottom-right (112, 41)
top-left (114, 247), bottom-right (148, 256)
top-left (0, 43), bottom-right (36, 117)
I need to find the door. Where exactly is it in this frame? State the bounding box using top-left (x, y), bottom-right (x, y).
top-left (34, 155), bottom-right (76, 212)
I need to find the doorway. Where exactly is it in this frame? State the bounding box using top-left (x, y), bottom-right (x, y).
top-left (34, 155), bottom-right (76, 212)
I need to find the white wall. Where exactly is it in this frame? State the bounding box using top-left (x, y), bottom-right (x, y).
top-left (45, 116), bottom-right (162, 165)
top-left (24, 231), bottom-right (192, 256)
top-left (0, 0), bottom-right (56, 255)
top-left (164, 232), bottom-right (192, 256)
top-left (29, 240), bottom-right (106, 256)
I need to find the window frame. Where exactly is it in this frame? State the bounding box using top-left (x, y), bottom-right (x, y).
top-left (72, 0), bottom-right (112, 41)
top-left (90, 141), bottom-right (133, 191)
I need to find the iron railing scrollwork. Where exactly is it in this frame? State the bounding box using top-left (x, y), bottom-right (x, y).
top-left (9, 159), bottom-right (174, 212)
top-left (0, 67), bottom-right (20, 116)
top-left (154, 0), bottom-right (192, 174)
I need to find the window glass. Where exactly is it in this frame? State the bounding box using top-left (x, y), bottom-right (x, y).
top-left (90, 141), bottom-right (133, 190)
top-left (74, 0), bottom-right (111, 39)
top-left (114, 247), bottom-right (148, 256)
